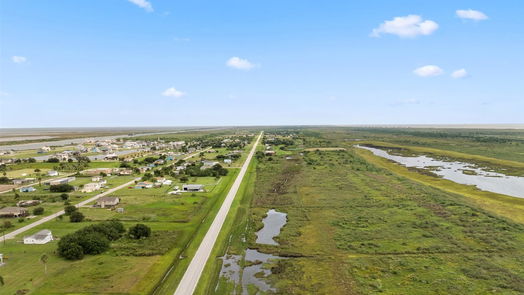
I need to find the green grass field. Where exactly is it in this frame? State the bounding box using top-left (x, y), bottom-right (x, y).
top-left (199, 129), bottom-right (524, 295)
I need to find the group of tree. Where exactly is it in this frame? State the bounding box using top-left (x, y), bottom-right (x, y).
top-left (57, 221), bottom-right (151, 260)
top-left (64, 205), bottom-right (84, 222)
top-left (50, 183), bottom-right (74, 193)
top-left (57, 220), bottom-right (126, 260)
top-left (184, 163), bottom-right (228, 177)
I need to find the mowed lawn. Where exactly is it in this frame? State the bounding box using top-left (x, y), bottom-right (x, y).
top-left (0, 170), bottom-right (239, 294)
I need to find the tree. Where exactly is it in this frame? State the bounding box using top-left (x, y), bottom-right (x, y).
top-left (33, 207), bottom-right (44, 215)
top-left (58, 236), bottom-right (84, 260)
top-left (70, 211), bottom-right (85, 223)
top-left (0, 177), bottom-right (9, 184)
top-left (47, 157), bottom-right (60, 163)
top-left (50, 184), bottom-right (74, 193)
top-left (60, 193), bottom-right (69, 201)
top-left (64, 205), bottom-right (77, 216)
top-left (76, 232), bottom-right (110, 255)
top-left (128, 224), bottom-right (151, 239)
top-left (40, 254), bottom-right (49, 274)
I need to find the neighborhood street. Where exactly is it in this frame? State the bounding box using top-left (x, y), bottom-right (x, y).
top-left (173, 132), bottom-right (262, 295)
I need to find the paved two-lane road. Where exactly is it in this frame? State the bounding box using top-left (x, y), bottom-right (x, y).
top-left (173, 132), bottom-right (262, 295)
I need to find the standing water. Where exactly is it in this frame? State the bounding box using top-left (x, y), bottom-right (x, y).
top-left (256, 209), bottom-right (287, 245)
top-left (357, 145), bottom-right (524, 198)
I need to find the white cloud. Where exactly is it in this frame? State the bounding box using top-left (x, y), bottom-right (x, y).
top-left (226, 57), bottom-right (256, 70)
top-left (451, 68), bottom-right (468, 79)
top-left (128, 0), bottom-right (153, 12)
top-left (413, 65), bottom-right (444, 77)
top-left (162, 87), bottom-right (186, 98)
top-left (371, 15), bottom-right (438, 38)
top-left (456, 9), bottom-right (488, 21)
top-left (12, 56), bottom-right (27, 63)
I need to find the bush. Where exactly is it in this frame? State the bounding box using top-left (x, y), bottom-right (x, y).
top-left (76, 232), bottom-right (110, 255)
top-left (64, 205), bottom-right (77, 215)
top-left (33, 207), bottom-right (44, 215)
top-left (128, 224), bottom-right (151, 239)
top-left (58, 239), bottom-right (84, 260)
top-left (50, 184), bottom-right (74, 193)
top-left (60, 193), bottom-right (69, 200)
top-left (47, 157), bottom-right (60, 163)
top-left (79, 220), bottom-right (125, 241)
top-left (2, 221), bottom-right (13, 229)
top-left (0, 176), bottom-right (10, 184)
top-left (70, 211), bottom-right (85, 223)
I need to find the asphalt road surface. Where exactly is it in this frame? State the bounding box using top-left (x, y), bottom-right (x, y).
top-left (173, 132), bottom-right (262, 295)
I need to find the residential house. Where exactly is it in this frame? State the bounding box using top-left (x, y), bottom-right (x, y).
top-left (13, 178), bottom-right (35, 185)
top-left (201, 160), bottom-right (219, 170)
top-left (38, 146), bottom-right (51, 153)
top-left (82, 182), bottom-right (102, 193)
top-left (17, 200), bottom-right (41, 207)
top-left (46, 177), bottom-right (76, 186)
top-left (119, 169), bottom-right (133, 175)
top-left (19, 186), bottom-right (36, 193)
top-left (92, 176), bottom-right (102, 182)
top-left (182, 184), bottom-right (205, 192)
top-left (47, 170), bottom-right (59, 177)
top-left (135, 182), bottom-right (153, 189)
top-left (0, 207), bottom-right (28, 217)
top-left (224, 159), bottom-right (232, 164)
top-left (23, 230), bottom-right (53, 245)
top-left (104, 153), bottom-right (118, 160)
top-left (96, 196), bottom-right (120, 208)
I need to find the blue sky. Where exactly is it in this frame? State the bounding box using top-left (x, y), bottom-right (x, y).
top-left (0, 0), bottom-right (523, 127)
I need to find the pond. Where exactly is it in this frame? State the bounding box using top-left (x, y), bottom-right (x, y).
top-left (357, 145), bottom-right (524, 198)
top-left (256, 209), bottom-right (287, 245)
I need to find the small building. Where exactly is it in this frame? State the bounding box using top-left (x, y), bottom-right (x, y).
top-left (116, 207), bottom-right (124, 213)
top-left (17, 200), bottom-right (41, 207)
top-left (12, 178), bottom-right (35, 185)
top-left (19, 186), bottom-right (36, 193)
top-left (96, 196), bottom-right (120, 208)
top-left (47, 170), bottom-right (59, 177)
top-left (182, 184), bottom-right (205, 192)
top-left (38, 146), bottom-right (51, 153)
top-left (264, 151), bottom-right (276, 156)
top-left (82, 182), bottom-right (102, 193)
top-left (224, 159), bottom-right (232, 164)
top-left (23, 229), bottom-right (53, 245)
top-left (47, 177), bottom-right (76, 186)
top-left (119, 169), bottom-right (133, 175)
top-left (0, 207), bottom-right (28, 217)
top-left (135, 182), bottom-right (153, 189)
top-left (92, 176), bottom-right (102, 182)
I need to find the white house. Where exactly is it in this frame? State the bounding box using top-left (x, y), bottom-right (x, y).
top-left (224, 159), bottom-right (232, 164)
top-left (47, 170), bottom-right (59, 177)
top-left (23, 229), bottom-right (53, 245)
top-left (82, 182), bottom-right (102, 193)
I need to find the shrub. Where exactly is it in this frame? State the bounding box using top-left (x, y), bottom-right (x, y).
top-left (33, 207), bottom-right (44, 215)
top-left (47, 158), bottom-right (60, 163)
top-left (76, 232), bottom-right (110, 255)
top-left (128, 224), bottom-right (151, 239)
top-left (64, 205), bottom-right (77, 216)
top-left (70, 211), bottom-right (85, 223)
top-left (60, 193), bottom-right (69, 200)
top-left (0, 176), bottom-right (10, 184)
top-left (2, 221), bottom-right (13, 229)
top-left (58, 238), bottom-right (84, 260)
top-left (50, 184), bottom-right (74, 193)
